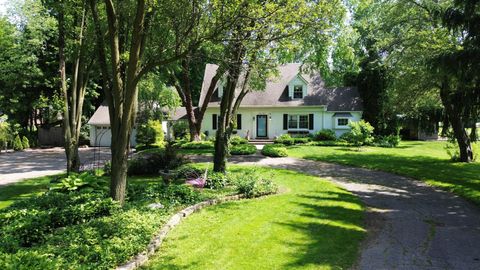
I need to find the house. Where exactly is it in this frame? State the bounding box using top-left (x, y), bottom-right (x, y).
top-left (87, 103), bottom-right (185, 147)
top-left (87, 104), bottom-right (138, 147)
top-left (87, 63), bottom-right (363, 146)
top-left (197, 63), bottom-right (363, 139)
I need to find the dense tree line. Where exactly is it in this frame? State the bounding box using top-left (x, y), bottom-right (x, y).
top-left (0, 0), bottom-right (478, 203)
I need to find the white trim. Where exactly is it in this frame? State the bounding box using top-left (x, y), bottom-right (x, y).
top-left (334, 117), bottom-right (351, 129)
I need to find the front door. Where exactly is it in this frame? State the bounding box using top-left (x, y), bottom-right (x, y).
top-left (256, 115), bottom-right (268, 138)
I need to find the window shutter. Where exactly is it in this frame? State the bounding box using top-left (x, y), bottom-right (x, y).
top-left (283, 114), bottom-right (288, 130)
top-left (309, 114), bottom-right (314, 130)
top-left (237, 114), bottom-right (242, 130)
top-left (212, 114), bottom-right (217, 130)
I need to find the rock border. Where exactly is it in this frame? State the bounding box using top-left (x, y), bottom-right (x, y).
top-left (115, 194), bottom-right (245, 270)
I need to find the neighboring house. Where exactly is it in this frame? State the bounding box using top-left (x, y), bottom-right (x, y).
top-left (88, 103), bottom-right (185, 146)
top-left (88, 104), bottom-right (138, 147)
top-left (197, 63), bottom-right (363, 139)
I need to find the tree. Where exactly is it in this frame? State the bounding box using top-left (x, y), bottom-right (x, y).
top-left (90, 0), bottom-right (228, 203)
top-left (433, 0), bottom-right (480, 162)
top-left (49, 0), bottom-right (97, 173)
top-left (212, 0), bottom-right (344, 173)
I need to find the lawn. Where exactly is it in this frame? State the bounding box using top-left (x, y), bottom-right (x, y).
top-left (143, 167), bottom-right (365, 270)
top-left (287, 141), bottom-right (480, 206)
top-left (0, 174), bottom-right (63, 209)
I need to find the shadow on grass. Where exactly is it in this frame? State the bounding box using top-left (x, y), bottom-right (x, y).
top-left (277, 190), bottom-right (365, 269)
top-left (301, 152), bottom-right (480, 206)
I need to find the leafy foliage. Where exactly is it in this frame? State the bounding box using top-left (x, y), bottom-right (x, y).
top-left (128, 148), bottom-right (187, 176)
top-left (180, 141), bottom-right (214, 149)
top-left (13, 135), bottom-right (23, 151)
top-left (261, 144), bottom-right (288, 157)
top-left (229, 135), bottom-right (248, 145)
top-left (274, 134), bottom-right (294, 146)
top-left (231, 169), bottom-right (277, 198)
top-left (136, 119), bottom-right (164, 147)
top-left (49, 172), bottom-right (108, 193)
top-left (314, 129), bottom-right (337, 141)
top-left (342, 120), bottom-right (374, 147)
top-left (230, 144), bottom-right (256, 155)
top-left (374, 135), bottom-right (401, 148)
top-left (21, 136), bottom-right (30, 149)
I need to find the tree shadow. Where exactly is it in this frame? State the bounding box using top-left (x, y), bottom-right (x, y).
top-left (276, 190), bottom-right (366, 269)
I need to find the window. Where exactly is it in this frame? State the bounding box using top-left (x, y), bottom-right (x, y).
top-left (299, 115), bottom-right (308, 129)
top-left (288, 114), bottom-right (309, 129)
top-left (337, 118), bottom-right (349, 126)
top-left (293, 85), bottom-right (303, 99)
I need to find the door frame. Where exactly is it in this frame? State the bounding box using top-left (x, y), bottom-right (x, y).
top-left (256, 114), bottom-right (268, 138)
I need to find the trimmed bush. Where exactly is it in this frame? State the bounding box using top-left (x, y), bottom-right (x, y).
top-left (261, 144), bottom-right (288, 157)
top-left (274, 134), bottom-right (294, 145)
top-left (230, 143), bottom-right (256, 155)
top-left (229, 135), bottom-right (248, 145)
top-left (13, 135), bottom-right (23, 151)
top-left (292, 137), bottom-right (311, 144)
top-left (21, 136), bottom-right (30, 149)
top-left (180, 140), bottom-right (214, 149)
top-left (314, 129), bottom-right (336, 141)
top-left (307, 140), bottom-right (349, 147)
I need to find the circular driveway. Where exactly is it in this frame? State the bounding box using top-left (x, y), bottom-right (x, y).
top-left (0, 147), bottom-right (111, 186)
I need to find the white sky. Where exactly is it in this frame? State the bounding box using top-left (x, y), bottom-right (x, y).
top-left (0, 0), bottom-right (12, 16)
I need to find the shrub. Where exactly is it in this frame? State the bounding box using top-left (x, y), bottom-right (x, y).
top-left (21, 136), bottom-right (30, 149)
top-left (374, 135), bottom-right (401, 148)
top-left (342, 120), bottom-right (374, 147)
top-left (180, 140), bottom-right (214, 149)
top-left (49, 172), bottom-right (108, 193)
top-left (230, 143), bottom-right (256, 155)
top-left (261, 144), bottom-right (288, 157)
top-left (127, 182), bottom-right (202, 205)
top-left (229, 135), bottom-right (248, 145)
top-left (314, 129), bottom-right (336, 141)
top-left (172, 120), bottom-right (189, 139)
top-left (13, 135), bottom-right (23, 151)
top-left (231, 169), bottom-right (277, 198)
top-left (445, 140), bottom-right (478, 162)
top-left (0, 121), bottom-right (12, 149)
top-left (274, 134), bottom-right (294, 145)
top-left (205, 171), bottom-right (230, 189)
top-left (307, 140), bottom-right (349, 147)
top-left (0, 192), bottom-right (120, 251)
top-left (292, 137), bottom-right (311, 144)
top-left (103, 161), bottom-right (111, 176)
top-left (136, 119), bottom-right (164, 147)
top-left (128, 147), bottom-right (187, 175)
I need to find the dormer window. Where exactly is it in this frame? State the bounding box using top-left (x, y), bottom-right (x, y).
top-left (293, 85), bottom-right (303, 99)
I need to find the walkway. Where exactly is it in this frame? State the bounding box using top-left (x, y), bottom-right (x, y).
top-left (190, 154), bottom-right (480, 270)
top-left (0, 147), bottom-right (111, 186)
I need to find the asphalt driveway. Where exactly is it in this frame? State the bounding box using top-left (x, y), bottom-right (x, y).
top-left (0, 147), bottom-right (111, 186)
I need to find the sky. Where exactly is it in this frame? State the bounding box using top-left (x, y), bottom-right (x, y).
top-left (0, 0), bottom-right (9, 16)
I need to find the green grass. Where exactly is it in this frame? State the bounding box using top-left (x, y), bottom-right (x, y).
top-left (0, 174), bottom-right (65, 209)
top-left (287, 141), bottom-right (480, 206)
top-left (143, 166), bottom-right (365, 270)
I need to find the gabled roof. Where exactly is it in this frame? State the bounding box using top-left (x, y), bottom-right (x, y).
top-left (198, 63), bottom-right (363, 111)
top-left (88, 103), bottom-right (110, 125)
top-left (88, 102), bottom-right (190, 126)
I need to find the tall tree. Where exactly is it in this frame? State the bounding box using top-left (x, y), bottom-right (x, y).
top-left (90, 0), bottom-right (231, 203)
top-left (212, 0), bottom-right (344, 172)
top-left (54, 0), bottom-right (96, 172)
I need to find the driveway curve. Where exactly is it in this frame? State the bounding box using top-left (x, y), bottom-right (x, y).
top-left (190, 155), bottom-right (480, 270)
top-left (0, 147), bottom-right (111, 186)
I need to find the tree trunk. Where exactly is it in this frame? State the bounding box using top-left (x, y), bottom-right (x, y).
top-left (110, 141), bottom-right (129, 202)
top-left (213, 121), bottom-right (229, 173)
top-left (440, 79), bottom-right (473, 162)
